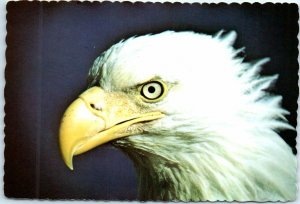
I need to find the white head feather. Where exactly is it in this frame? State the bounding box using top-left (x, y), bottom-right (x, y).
top-left (88, 31), bottom-right (296, 201)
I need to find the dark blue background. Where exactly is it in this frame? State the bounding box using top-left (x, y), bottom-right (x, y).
top-left (5, 2), bottom-right (298, 200)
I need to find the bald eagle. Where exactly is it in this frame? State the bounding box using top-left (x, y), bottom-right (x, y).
top-left (59, 31), bottom-right (297, 201)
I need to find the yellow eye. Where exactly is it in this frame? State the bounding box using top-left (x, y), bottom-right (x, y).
top-left (141, 81), bottom-right (165, 101)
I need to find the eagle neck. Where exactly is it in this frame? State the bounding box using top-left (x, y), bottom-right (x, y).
top-left (125, 150), bottom-right (206, 201)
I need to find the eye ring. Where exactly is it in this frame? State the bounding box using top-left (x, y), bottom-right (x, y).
top-left (140, 80), bottom-right (166, 102)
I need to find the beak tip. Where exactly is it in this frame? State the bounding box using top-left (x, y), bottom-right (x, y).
top-left (61, 152), bottom-right (75, 171)
top-left (66, 160), bottom-right (74, 171)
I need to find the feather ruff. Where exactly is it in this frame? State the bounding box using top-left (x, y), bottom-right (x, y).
top-left (88, 31), bottom-right (296, 201)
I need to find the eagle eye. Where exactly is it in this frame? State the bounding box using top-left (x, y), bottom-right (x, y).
top-left (140, 81), bottom-right (166, 102)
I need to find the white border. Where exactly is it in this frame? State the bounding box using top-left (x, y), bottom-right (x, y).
top-left (1, 0), bottom-right (299, 203)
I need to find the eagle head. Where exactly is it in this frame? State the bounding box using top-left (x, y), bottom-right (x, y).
top-left (59, 31), bottom-right (296, 201)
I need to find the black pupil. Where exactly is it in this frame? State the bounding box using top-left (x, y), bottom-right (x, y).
top-left (148, 86), bottom-right (156, 93)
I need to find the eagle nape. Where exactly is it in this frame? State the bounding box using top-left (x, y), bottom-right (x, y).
top-left (59, 31), bottom-right (296, 201)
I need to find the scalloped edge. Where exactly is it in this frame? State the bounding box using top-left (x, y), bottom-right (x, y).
top-left (3, 1), bottom-right (299, 202)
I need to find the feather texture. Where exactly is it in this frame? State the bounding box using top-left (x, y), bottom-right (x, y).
top-left (88, 31), bottom-right (296, 201)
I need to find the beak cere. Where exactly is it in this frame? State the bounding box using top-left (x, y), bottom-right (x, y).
top-left (59, 86), bottom-right (164, 170)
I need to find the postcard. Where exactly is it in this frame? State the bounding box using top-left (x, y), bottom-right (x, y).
top-left (5, 1), bottom-right (298, 201)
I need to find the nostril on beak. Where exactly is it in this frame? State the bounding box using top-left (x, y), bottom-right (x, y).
top-left (90, 103), bottom-right (102, 111)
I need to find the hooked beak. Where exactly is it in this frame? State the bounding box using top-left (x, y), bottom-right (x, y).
top-left (59, 87), bottom-right (164, 170)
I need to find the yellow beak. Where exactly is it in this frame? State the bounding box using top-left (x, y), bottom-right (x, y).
top-left (59, 86), bottom-right (164, 170)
